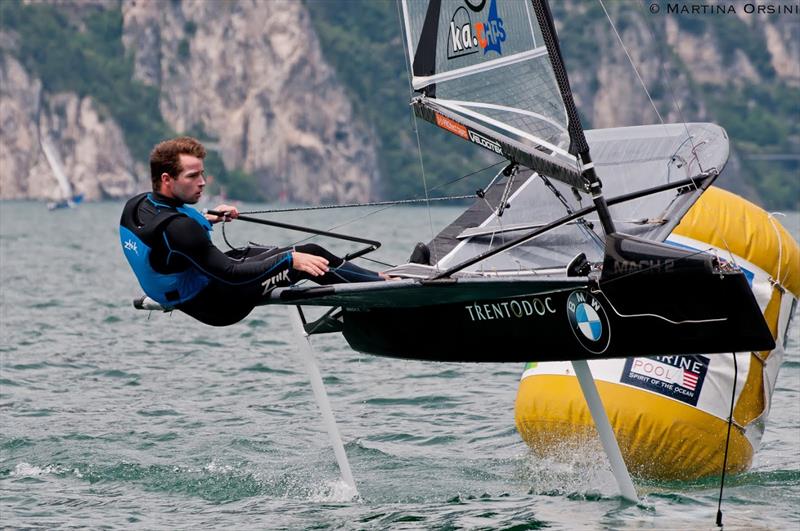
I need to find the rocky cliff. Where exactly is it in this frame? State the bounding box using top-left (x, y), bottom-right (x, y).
top-left (121, 0), bottom-right (378, 203)
top-left (559, 1), bottom-right (799, 126)
top-left (554, 0), bottom-right (799, 201)
top-left (0, 53), bottom-right (137, 201)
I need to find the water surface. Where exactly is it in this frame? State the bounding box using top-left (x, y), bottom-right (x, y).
top-left (1, 201), bottom-right (798, 529)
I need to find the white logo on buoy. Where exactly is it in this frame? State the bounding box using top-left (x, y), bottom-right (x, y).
top-left (567, 290), bottom-right (611, 354)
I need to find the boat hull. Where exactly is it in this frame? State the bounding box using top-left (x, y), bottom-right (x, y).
top-left (341, 270), bottom-right (773, 362)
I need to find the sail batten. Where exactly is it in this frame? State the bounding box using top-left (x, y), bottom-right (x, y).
top-left (413, 98), bottom-right (586, 189)
top-left (411, 46), bottom-right (548, 89)
top-left (433, 98), bottom-right (572, 157)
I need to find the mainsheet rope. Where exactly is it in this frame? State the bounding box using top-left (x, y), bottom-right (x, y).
top-left (716, 352), bottom-right (739, 527)
top-left (598, 0), bottom-right (663, 124)
top-left (767, 212), bottom-right (787, 288)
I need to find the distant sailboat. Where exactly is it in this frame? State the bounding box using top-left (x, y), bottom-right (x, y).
top-left (41, 135), bottom-right (82, 210)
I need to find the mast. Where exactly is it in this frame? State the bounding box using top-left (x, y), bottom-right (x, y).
top-left (530, 0), bottom-right (617, 236)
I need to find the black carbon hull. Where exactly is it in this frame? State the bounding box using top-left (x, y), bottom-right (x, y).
top-left (340, 271), bottom-right (773, 362)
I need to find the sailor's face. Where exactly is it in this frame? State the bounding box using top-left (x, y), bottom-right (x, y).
top-left (164, 154), bottom-right (205, 204)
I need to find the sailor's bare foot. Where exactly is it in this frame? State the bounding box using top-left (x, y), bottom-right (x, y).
top-left (379, 272), bottom-right (401, 281)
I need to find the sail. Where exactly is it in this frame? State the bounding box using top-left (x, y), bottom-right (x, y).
top-left (40, 135), bottom-right (73, 200)
top-left (400, 0), bottom-right (583, 186)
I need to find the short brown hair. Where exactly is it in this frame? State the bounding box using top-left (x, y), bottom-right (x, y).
top-left (150, 136), bottom-right (207, 190)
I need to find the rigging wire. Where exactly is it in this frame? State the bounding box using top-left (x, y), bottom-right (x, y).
top-left (237, 194), bottom-right (475, 215)
top-left (397, 0), bottom-right (439, 271)
top-left (236, 159), bottom-right (503, 218)
top-left (597, 0), bottom-right (663, 124)
top-left (636, 0), bottom-right (701, 169)
top-left (220, 162), bottom-right (497, 261)
top-left (229, 160), bottom-right (504, 255)
top-left (716, 352), bottom-right (739, 527)
top-left (539, 172), bottom-right (605, 250)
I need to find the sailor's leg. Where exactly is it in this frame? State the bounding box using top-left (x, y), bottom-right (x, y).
top-left (226, 243), bottom-right (383, 283)
top-left (289, 243), bottom-right (384, 284)
top-left (177, 281), bottom-right (258, 326)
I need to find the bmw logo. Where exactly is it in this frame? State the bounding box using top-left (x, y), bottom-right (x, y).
top-left (567, 290), bottom-right (611, 354)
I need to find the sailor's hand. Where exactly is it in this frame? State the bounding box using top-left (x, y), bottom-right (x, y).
top-left (291, 251), bottom-right (329, 276)
top-left (206, 204), bottom-right (239, 223)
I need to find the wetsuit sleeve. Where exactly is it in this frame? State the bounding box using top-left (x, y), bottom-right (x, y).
top-left (162, 217), bottom-right (293, 284)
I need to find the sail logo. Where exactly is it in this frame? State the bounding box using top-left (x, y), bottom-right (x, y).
top-left (567, 290), bottom-right (610, 354)
top-left (435, 113), bottom-right (469, 139)
top-left (468, 130), bottom-right (503, 155)
top-left (447, 0), bottom-right (507, 60)
top-left (124, 239), bottom-right (139, 255)
top-left (620, 355), bottom-right (710, 407)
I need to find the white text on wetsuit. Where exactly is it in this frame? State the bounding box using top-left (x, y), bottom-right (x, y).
top-left (465, 297), bottom-right (555, 321)
top-left (261, 270), bottom-right (290, 295)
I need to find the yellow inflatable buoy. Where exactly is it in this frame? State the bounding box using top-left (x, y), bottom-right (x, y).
top-left (515, 187), bottom-right (799, 480)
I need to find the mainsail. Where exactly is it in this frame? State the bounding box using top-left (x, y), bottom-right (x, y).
top-left (401, 0), bottom-right (586, 189)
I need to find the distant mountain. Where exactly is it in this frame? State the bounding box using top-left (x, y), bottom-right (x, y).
top-left (1, 0), bottom-right (797, 209)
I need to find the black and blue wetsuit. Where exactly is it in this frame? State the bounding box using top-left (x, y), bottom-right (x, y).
top-left (120, 192), bottom-right (382, 326)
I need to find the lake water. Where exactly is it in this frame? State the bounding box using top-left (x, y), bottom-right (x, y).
top-left (1, 201), bottom-right (798, 529)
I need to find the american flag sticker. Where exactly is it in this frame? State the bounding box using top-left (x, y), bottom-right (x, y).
top-left (620, 355), bottom-right (710, 407)
top-left (682, 369), bottom-right (699, 391)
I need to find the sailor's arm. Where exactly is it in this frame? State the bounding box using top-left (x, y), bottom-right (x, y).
top-left (164, 217), bottom-right (293, 283)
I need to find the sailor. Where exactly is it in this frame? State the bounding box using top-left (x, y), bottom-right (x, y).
top-left (120, 136), bottom-right (388, 326)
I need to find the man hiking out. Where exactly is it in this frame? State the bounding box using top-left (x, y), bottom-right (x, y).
top-left (120, 136), bottom-right (388, 326)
